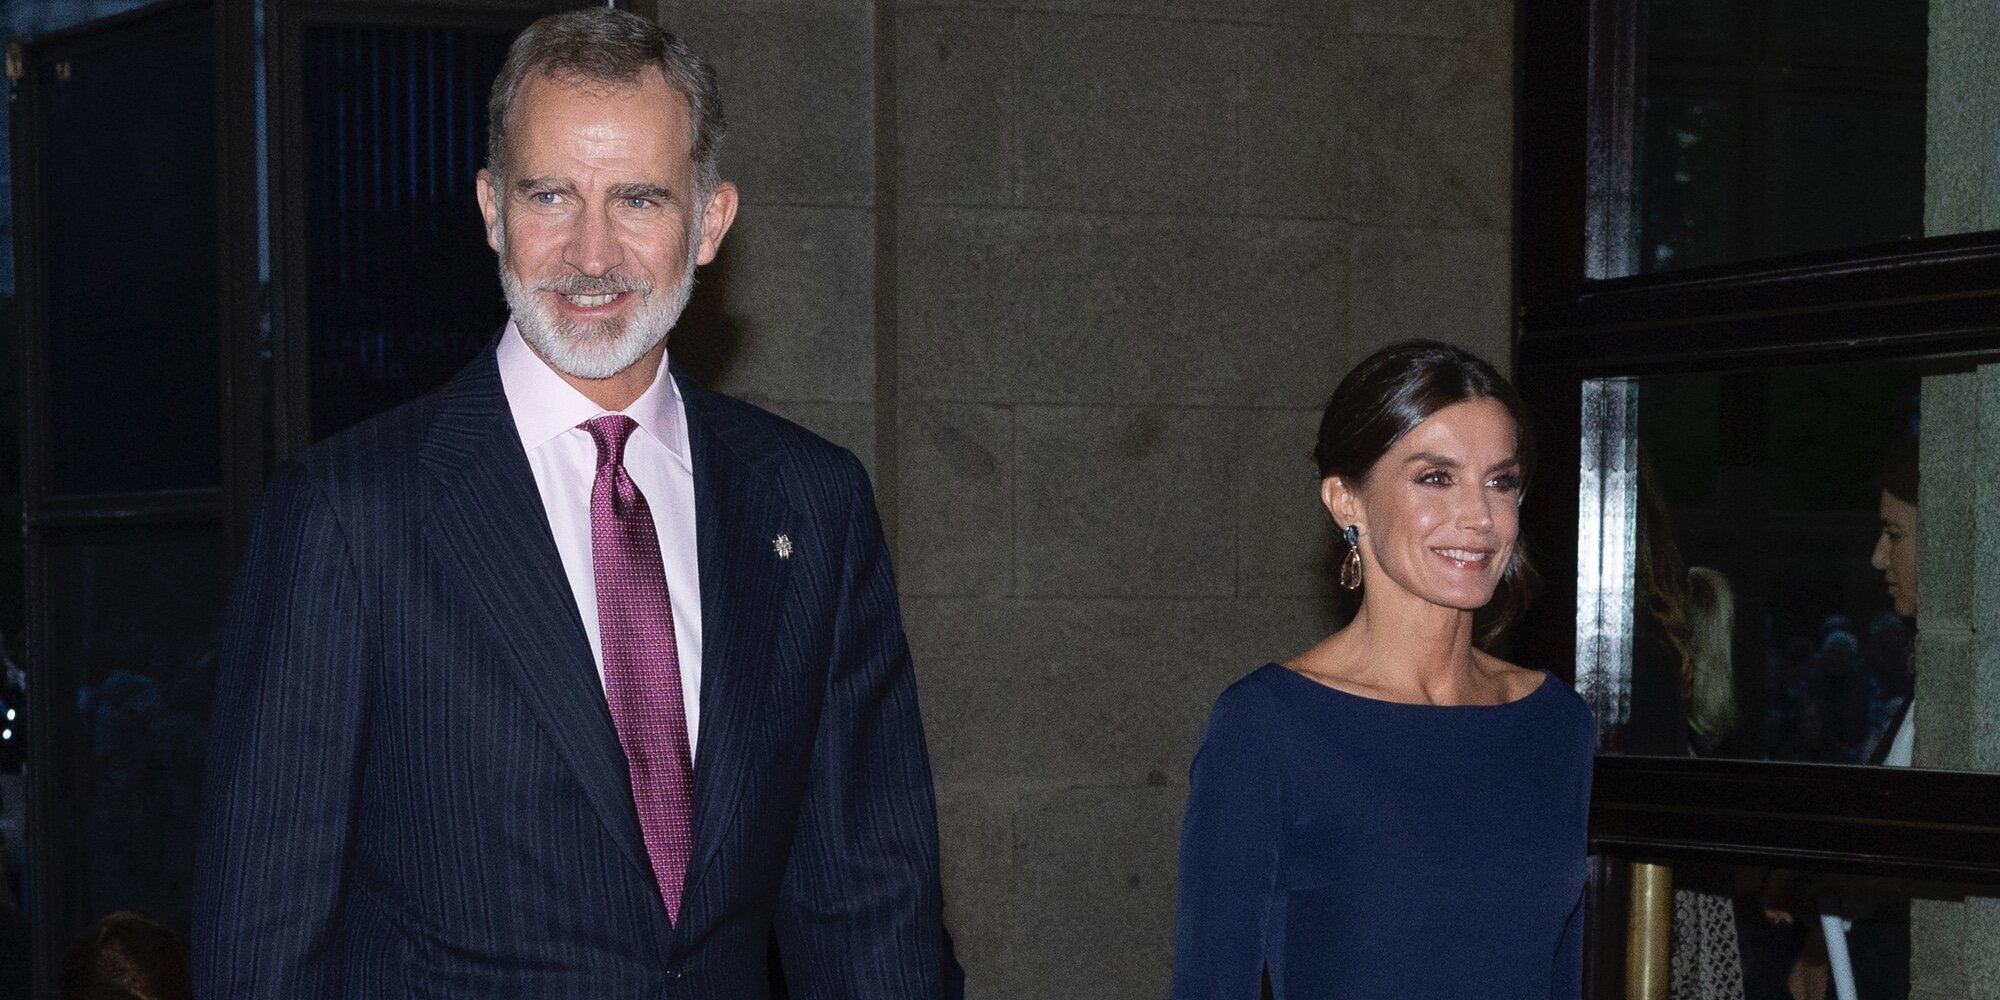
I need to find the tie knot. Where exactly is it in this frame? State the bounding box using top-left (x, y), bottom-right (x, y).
top-left (583, 414), bottom-right (639, 469)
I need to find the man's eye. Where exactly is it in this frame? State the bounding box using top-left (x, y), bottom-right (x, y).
top-left (624, 197), bottom-right (655, 209)
top-left (531, 191), bottom-right (560, 205)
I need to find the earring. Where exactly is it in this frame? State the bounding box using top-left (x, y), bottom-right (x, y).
top-left (1340, 524), bottom-right (1363, 591)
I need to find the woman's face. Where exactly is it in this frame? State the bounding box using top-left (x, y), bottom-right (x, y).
top-left (1871, 489), bottom-right (1919, 618)
top-left (1328, 398), bottom-right (1523, 612)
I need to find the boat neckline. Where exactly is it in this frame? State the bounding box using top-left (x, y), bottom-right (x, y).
top-left (1262, 662), bottom-right (1553, 710)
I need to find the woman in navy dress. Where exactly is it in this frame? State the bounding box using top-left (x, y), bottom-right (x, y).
top-left (1173, 341), bottom-right (1595, 999)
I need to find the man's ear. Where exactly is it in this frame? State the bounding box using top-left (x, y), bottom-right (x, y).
top-left (1321, 475), bottom-right (1362, 532)
top-left (694, 180), bottom-right (740, 265)
top-left (476, 169), bottom-right (502, 253)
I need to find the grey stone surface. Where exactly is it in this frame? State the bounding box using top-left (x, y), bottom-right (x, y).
top-left (1914, 372), bottom-right (1975, 772)
top-left (1973, 899), bottom-right (2000, 998)
top-left (1348, 225), bottom-right (1511, 361)
top-left (1014, 405), bottom-right (1236, 597)
top-left (672, 2), bottom-right (876, 207)
top-left (909, 595), bottom-right (1297, 786)
top-left (1978, 366), bottom-right (2000, 773)
top-left (1350, 0), bottom-right (1510, 39)
top-left (1233, 408), bottom-right (1340, 598)
top-left (1925, 0), bottom-right (2000, 237)
top-left (898, 8), bottom-right (1016, 206)
top-left (1167, 0), bottom-right (1342, 24)
top-left (663, 1), bottom-right (1521, 992)
top-left (1006, 784), bottom-right (1184, 997)
top-left (1912, 367), bottom-right (2000, 995)
top-left (1013, 14), bottom-right (1239, 214)
top-left (1911, 631), bottom-right (1972, 772)
top-left (1913, 898), bottom-right (1969, 999)
top-left (898, 403), bottom-right (1015, 596)
top-left (1919, 372), bottom-right (1976, 632)
top-left (899, 208), bottom-right (1349, 407)
top-left (1347, 34), bottom-right (1511, 228)
top-left (752, 400), bottom-right (877, 478)
top-left (909, 595), bottom-right (1332, 786)
top-left (1009, 598), bottom-right (1303, 783)
top-left (905, 598), bottom-right (1036, 785)
top-left (1968, 900), bottom-right (2000, 1000)
top-left (932, 780), bottom-right (1021, 998)
top-left (890, 0), bottom-right (1337, 26)
top-left (693, 206), bottom-right (876, 403)
top-left (1239, 24), bottom-right (1350, 220)
top-left (1195, 220), bottom-right (1355, 408)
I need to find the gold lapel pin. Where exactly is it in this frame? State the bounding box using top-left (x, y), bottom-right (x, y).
top-left (773, 534), bottom-right (793, 559)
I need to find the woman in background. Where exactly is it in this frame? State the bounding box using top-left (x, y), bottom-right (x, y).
top-left (1625, 456), bottom-right (1747, 999)
top-left (1172, 341), bottom-right (1595, 999)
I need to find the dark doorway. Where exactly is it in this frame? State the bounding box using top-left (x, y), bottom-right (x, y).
top-left (8, 0), bottom-right (555, 994)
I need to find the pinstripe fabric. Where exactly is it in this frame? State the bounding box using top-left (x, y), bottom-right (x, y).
top-left (193, 343), bottom-right (948, 998)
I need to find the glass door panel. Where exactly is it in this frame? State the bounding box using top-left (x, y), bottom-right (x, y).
top-left (38, 526), bottom-right (225, 933)
top-left (32, 3), bottom-right (221, 497)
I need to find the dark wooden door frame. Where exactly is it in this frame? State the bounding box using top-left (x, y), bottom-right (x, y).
top-left (11, 2), bottom-right (261, 992)
top-left (261, 0), bottom-right (560, 470)
top-left (1516, 0), bottom-right (2000, 889)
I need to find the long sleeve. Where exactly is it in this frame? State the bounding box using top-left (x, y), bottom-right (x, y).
top-left (1172, 680), bottom-right (1283, 1000)
top-left (1552, 701), bottom-right (1594, 1000)
top-left (192, 464), bottom-right (372, 997)
top-left (774, 454), bottom-right (948, 998)
top-left (1551, 884), bottom-right (1585, 1000)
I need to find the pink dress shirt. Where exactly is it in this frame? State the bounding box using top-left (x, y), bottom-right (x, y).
top-left (496, 321), bottom-right (705, 759)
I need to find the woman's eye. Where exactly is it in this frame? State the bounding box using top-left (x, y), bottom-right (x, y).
top-left (1417, 470), bottom-right (1450, 486)
top-left (1489, 474), bottom-right (1522, 492)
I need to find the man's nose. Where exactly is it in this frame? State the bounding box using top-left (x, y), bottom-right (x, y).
top-left (563, 206), bottom-right (623, 275)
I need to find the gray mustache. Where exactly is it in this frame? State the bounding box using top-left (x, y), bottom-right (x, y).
top-left (535, 275), bottom-right (652, 296)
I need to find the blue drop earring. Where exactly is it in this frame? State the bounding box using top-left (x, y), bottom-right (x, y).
top-left (1340, 525), bottom-right (1363, 590)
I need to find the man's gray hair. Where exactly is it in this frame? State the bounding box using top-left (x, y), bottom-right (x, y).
top-left (486, 8), bottom-right (726, 193)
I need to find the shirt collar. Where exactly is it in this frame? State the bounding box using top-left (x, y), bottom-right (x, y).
top-left (495, 318), bottom-right (690, 468)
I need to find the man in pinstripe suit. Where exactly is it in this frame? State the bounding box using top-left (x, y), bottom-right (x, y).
top-left (193, 10), bottom-right (949, 997)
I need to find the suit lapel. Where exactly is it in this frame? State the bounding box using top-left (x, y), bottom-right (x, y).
top-left (679, 370), bottom-right (797, 896)
top-left (419, 351), bottom-right (655, 886)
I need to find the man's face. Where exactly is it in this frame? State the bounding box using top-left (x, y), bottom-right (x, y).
top-left (476, 68), bottom-right (735, 380)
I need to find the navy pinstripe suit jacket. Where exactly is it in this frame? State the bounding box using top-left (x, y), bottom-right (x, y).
top-left (192, 346), bottom-right (948, 998)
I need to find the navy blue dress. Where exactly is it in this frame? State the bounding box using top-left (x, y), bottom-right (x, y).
top-left (1172, 663), bottom-right (1595, 999)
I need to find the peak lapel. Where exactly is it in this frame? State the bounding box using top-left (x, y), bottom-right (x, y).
top-left (678, 373), bottom-right (798, 898)
top-left (418, 352), bottom-right (655, 887)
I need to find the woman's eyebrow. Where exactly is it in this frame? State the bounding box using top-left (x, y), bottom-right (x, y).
top-left (1401, 452), bottom-right (1520, 473)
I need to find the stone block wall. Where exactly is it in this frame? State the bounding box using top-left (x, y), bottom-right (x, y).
top-left (670, 1), bottom-right (1516, 994)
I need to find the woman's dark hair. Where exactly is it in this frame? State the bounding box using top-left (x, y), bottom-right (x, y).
top-left (60, 912), bottom-right (193, 1000)
top-left (1314, 339), bottom-right (1539, 647)
top-left (1879, 435), bottom-right (1918, 506)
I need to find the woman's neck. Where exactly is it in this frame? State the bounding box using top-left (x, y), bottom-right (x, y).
top-left (1336, 592), bottom-right (1486, 702)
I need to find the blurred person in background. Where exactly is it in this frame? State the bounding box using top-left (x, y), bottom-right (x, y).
top-left (61, 911), bottom-right (194, 1000)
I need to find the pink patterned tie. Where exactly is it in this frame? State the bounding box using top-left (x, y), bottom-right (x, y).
top-left (585, 414), bottom-right (694, 924)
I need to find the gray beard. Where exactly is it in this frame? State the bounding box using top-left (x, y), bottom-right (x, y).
top-left (497, 219), bottom-right (701, 381)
